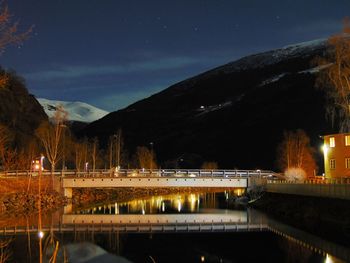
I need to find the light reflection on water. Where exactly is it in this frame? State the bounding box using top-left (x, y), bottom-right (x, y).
top-left (0, 190), bottom-right (348, 263)
top-left (75, 189), bottom-right (245, 215)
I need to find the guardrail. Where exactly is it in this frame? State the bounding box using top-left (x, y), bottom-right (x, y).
top-left (268, 178), bottom-right (350, 185)
top-left (0, 169), bottom-right (276, 178)
top-left (0, 222), bottom-right (268, 235)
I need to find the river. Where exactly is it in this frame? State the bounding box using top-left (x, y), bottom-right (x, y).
top-left (1, 189), bottom-right (349, 262)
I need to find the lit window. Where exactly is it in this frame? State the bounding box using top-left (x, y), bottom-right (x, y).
top-left (346, 158), bottom-right (350, 169)
top-left (345, 135), bottom-right (350, 146)
top-left (329, 137), bottom-right (335, 147)
top-left (330, 159), bottom-right (336, 169)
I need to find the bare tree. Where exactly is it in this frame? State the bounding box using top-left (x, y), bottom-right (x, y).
top-left (74, 142), bottom-right (84, 172)
top-left (0, 1), bottom-right (32, 54)
top-left (0, 1), bottom-right (32, 88)
top-left (0, 125), bottom-right (10, 166)
top-left (90, 137), bottom-right (98, 172)
top-left (0, 238), bottom-right (13, 263)
top-left (82, 138), bottom-right (88, 171)
top-left (1, 148), bottom-right (16, 171)
top-left (135, 146), bottom-right (157, 169)
top-left (35, 105), bottom-right (67, 186)
top-left (276, 130), bottom-right (317, 177)
top-left (315, 18), bottom-right (350, 132)
top-left (108, 136), bottom-right (113, 169)
top-left (114, 129), bottom-right (122, 168)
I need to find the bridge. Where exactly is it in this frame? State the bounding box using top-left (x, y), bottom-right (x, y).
top-left (0, 209), bottom-right (268, 235)
top-left (0, 169), bottom-right (276, 198)
top-left (0, 209), bottom-right (348, 262)
top-left (59, 169), bottom-right (275, 198)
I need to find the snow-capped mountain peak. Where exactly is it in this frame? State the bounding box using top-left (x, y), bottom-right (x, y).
top-left (37, 98), bottom-right (109, 123)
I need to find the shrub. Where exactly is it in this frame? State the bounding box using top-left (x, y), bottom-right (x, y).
top-left (284, 167), bottom-right (307, 181)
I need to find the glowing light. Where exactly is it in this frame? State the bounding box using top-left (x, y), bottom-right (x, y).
top-left (188, 194), bottom-right (197, 211)
top-left (325, 253), bottom-right (335, 263)
top-left (38, 231), bottom-right (44, 239)
top-left (115, 202), bottom-right (119, 214)
top-left (234, 188), bottom-right (244, 196)
top-left (322, 144), bottom-right (329, 155)
top-left (201, 256), bottom-right (205, 262)
top-left (177, 199), bottom-right (182, 212)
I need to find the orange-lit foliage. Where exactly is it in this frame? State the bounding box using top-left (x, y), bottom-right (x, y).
top-left (135, 146), bottom-right (157, 169)
top-left (201, 161), bottom-right (218, 170)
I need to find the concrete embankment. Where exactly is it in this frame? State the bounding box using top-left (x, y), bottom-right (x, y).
top-left (250, 192), bottom-right (350, 247)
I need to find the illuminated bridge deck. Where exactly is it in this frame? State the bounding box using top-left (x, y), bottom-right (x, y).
top-left (60, 169), bottom-right (275, 198)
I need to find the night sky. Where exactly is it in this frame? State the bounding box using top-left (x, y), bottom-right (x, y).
top-left (1, 0), bottom-right (350, 111)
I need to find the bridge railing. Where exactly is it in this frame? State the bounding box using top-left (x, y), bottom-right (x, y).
top-left (63, 169), bottom-right (276, 178)
top-left (267, 177), bottom-right (350, 185)
top-left (0, 169), bottom-right (276, 178)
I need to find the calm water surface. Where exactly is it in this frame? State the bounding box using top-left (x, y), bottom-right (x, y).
top-left (2, 190), bottom-right (349, 262)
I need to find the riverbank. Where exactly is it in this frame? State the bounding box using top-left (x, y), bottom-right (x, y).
top-left (0, 181), bottom-right (236, 216)
top-left (0, 176), bottom-right (68, 215)
top-left (249, 192), bottom-right (350, 247)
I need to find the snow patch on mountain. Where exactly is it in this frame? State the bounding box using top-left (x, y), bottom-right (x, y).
top-left (260, 73), bottom-right (287, 86)
top-left (37, 98), bottom-right (109, 123)
top-left (282, 38), bottom-right (327, 52)
top-left (223, 39), bottom-right (327, 72)
top-left (299, 63), bottom-right (332, 74)
top-left (195, 101), bottom-right (232, 117)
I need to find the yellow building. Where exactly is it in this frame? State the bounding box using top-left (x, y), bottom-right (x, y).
top-left (323, 133), bottom-right (350, 178)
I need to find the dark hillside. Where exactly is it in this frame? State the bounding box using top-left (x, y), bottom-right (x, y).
top-left (81, 40), bottom-right (335, 170)
top-left (0, 70), bottom-right (48, 147)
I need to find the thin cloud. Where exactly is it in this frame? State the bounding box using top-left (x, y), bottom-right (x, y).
top-left (24, 56), bottom-right (203, 81)
top-left (93, 88), bottom-right (164, 111)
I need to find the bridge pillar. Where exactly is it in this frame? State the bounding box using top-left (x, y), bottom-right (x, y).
top-left (64, 187), bottom-right (73, 199)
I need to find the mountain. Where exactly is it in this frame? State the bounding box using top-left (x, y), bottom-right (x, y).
top-left (37, 98), bottom-right (109, 123)
top-left (0, 70), bottom-right (48, 147)
top-left (80, 39), bottom-right (335, 171)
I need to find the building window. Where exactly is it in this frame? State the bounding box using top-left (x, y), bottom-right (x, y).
top-left (346, 158), bottom-right (350, 169)
top-left (330, 137), bottom-right (335, 148)
top-left (330, 159), bottom-right (336, 169)
top-left (346, 135), bottom-right (350, 146)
